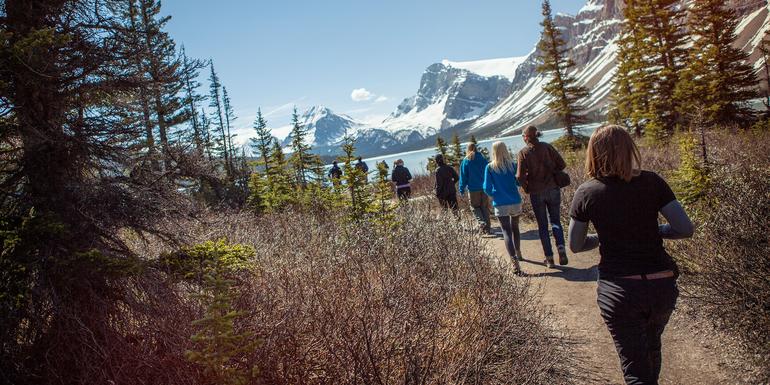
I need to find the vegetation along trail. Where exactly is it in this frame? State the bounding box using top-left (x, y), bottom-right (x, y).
top-left (486, 220), bottom-right (736, 385)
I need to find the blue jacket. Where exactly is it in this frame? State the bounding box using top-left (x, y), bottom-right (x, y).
top-left (483, 162), bottom-right (522, 207)
top-left (459, 152), bottom-right (488, 194)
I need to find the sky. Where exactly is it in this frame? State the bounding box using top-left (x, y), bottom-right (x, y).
top-left (162, 0), bottom-right (587, 142)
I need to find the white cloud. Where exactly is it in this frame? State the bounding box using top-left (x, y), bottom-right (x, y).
top-left (350, 88), bottom-right (374, 102)
top-left (375, 96), bottom-right (388, 103)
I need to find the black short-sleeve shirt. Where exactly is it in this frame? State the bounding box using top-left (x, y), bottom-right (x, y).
top-left (569, 171), bottom-right (677, 278)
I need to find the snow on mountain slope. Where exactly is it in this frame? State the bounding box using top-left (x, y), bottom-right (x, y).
top-left (376, 60), bottom-right (517, 137)
top-left (440, 56), bottom-right (528, 79)
top-left (469, 0), bottom-right (769, 136)
top-left (280, 106), bottom-right (363, 148)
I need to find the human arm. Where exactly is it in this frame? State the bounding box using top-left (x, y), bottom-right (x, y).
top-left (568, 219), bottom-right (600, 253)
top-left (459, 160), bottom-right (468, 194)
top-left (483, 167), bottom-right (494, 197)
top-left (551, 144), bottom-right (566, 171)
top-left (659, 200), bottom-right (694, 239)
top-left (516, 152), bottom-right (528, 192)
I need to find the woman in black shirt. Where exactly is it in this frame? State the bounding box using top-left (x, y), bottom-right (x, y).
top-left (568, 125), bottom-right (694, 385)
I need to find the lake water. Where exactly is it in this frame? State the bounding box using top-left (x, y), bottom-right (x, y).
top-left (360, 125), bottom-right (598, 176)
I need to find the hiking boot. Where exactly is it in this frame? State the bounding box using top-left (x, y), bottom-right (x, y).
top-left (545, 257), bottom-right (555, 268)
top-left (558, 245), bottom-right (569, 266)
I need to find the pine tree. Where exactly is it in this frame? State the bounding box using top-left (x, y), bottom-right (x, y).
top-left (208, 61), bottom-right (231, 177)
top-left (263, 139), bottom-right (294, 211)
top-left (427, 136), bottom-right (449, 173)
top-left (181, 46), bottom-right (206, 154)
top-left (287, 107), bottom-right (319, 189)
top-left (536, 0), bottom-right (588, 136)
top-left (610, 0), bottom-right (687, 140)
top-left (369, 161), bottom-right (395, 225)
top-left (757, 29), bottom-right (770, 113)
top-left (200, 108), bottom-right (214, 161)
top-left (677, 0), bottom-right (759, 126)
top-left (340, 135), bottom-right (371, 221)
top-left (222, 86), bottom-right (237, 166)
top-left (470, 134), bottom-right (489, 158)
top-left (450, 132), bottom-right (463, 168)
top-left (249, 109), bottom-right (272, 175)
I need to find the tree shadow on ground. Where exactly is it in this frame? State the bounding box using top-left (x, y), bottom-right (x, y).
top-left (522, 260), bottom-right (599, 282)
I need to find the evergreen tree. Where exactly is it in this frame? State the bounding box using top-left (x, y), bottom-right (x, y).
top-left (263, 139), bottom-right (294, 211)
top-left (287, 107), bottom-right (319, 189)
top-left (200, 108), bottom-right (214, 161)
top-left (222, 86), bottom-right (237, 166)
top-left (427, 135), bottom-right (449, 173)
top-left (369, 161), bottom-right (395, 225)
top-left (249, 109), bottom-right (272, 175)
top-left (450, 132), bottom-right (463, 168)
top-left (676, 0), bottom-right (759, 126)
top-left (536, 0), bottom-right (588, 136)
top-left (181, 46), bottom-right (206, 154)
top-left (340, 135), bottom-right (371, 221)
top-left (610, 0), bottom-right (686, 140)
top-left (757, 29), bottom-right (770, 113)
top-left (470, 134), bottom-right (489, 158)
top-left (208, 61), bottom-right (231, 177)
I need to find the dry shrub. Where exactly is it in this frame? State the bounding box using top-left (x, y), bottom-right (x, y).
top-left (668, 130), bottom-right (770, 379)
top-left (178, 206), bottom-right (574, 384)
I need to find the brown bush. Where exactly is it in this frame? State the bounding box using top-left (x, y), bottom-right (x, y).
top-left (184, 207), bottom-right (575, 384)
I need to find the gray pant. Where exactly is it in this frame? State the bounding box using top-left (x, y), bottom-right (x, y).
top-left (468, 191), bottom-right (491, 229)
top-left (597, 277), bottom-right (678, 385)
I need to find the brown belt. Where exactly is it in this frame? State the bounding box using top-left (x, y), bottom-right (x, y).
top-left (620, 270), bottom-right (675, 280)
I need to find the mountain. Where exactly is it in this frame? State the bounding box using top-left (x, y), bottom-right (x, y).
top-left (468, 0), bottom-right (770, 137)
top-left (279, 106), bottom-right (362, 151)
top-left (281, 0), bottom-right (770, 158)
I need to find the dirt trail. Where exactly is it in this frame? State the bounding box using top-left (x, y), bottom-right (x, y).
top-left (486, 221), bottom-right (735, 385)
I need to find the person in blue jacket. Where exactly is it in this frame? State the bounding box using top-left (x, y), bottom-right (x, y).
top-left (484, 141), bottom-right (524, 275)
top-left (459, 143), bottom-right (492, 234)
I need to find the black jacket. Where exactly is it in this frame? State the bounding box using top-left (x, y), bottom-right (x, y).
top-left (435, 164), bottom-right (459, 199)
top-left (391, 165), bottom-right (412, 186)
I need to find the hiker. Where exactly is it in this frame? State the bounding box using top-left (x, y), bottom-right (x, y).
top-left (459, 143), bottom-right (492, 234)
top-left (568, 125), bottom-right (694, 385)
top-left (355, 156), bottom-right (369, 182)
top-left (483, 141), bottom-right (523, 275)
top-left (391, 159), bottom-right (412, 201)
top-left (517, 125), bottom-right (568, 268)
top-left (434, 154), bottom-right (459, 213)
top-left (328, 161), bottom-right (343, 185)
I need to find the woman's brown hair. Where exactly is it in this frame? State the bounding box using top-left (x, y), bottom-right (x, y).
top-left (585, 125), bottom-right (642, 182)
top-left (466, 143), bottom-right (476, 160)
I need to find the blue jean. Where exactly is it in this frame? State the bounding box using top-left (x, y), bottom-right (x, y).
top-left (530, 188), bottom-right (565, 257)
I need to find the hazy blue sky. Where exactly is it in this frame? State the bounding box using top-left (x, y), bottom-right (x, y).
top-left (162, 0), bottom-right (586, 139)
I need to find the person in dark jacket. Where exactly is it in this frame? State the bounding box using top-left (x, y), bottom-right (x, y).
top-left (459, 143), bottom-right (491, 233)
top-left (568, 125), bottom-right (694, 385)
top-left (355, 156), bottom-right (369, 183)
top-left (391, 159), bottom-right (412, 200)
top-left (517, 125), bottom-right (568, 268)
top-left (328, 161), bottom-right (343, 183)
top-left (434, 154), bottom-right (459, 213)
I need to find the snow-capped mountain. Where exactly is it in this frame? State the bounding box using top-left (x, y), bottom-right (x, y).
top-left (280, 106), bottom-right (363, 149)
top-left (378, 57), bottom-right (523, 137)
top-left (469, 0), bottom-right (770, 137)
top-left (280, 0), bottom-right (770, 158)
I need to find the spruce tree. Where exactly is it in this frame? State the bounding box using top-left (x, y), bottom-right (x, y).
top-left (340, 135), bottom-right (371, 221)
top-left (249, 109), bottom-right (272, 175)
top-left (222, 86), bottom-right (237, 167)
top-left (208, 61), bottom-right (231, 177)
top-left (263, 139), bottom-right (293, 210)
top-left (758, 29), bottom-right (770, 113)
top-left (677, 0), bottom-right (759, 126)
top-left (181, 46), bottom-right (206, 154)
top-left (450, 132), bottom-right (463, 168)
top-left (287, 107), bottom-right (319, 189)
top-left (536, 0), bottom-right (588, 136)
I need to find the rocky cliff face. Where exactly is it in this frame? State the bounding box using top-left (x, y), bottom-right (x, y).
top-left (381, 62), bottom-right (513, 136)
top-left (280, 106), bottom-right (362, 149)
top-left (469, 0), bottom-right (769, 137)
